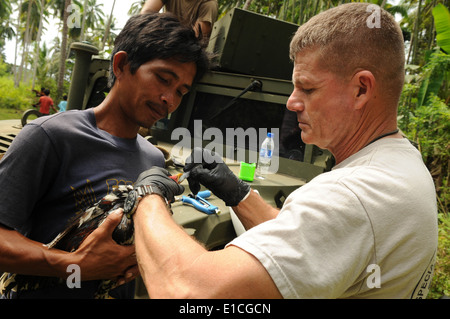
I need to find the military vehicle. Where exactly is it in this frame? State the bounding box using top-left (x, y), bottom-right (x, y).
top-left (2, 8), bottom-right (334, 298)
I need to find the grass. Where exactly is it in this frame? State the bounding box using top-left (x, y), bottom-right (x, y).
top-left (0, 107), bottom-right (26, 120)
top-left (0, 76), bottom-right (35, 112)
top-left (0, 74), bottom-right (44, 121)
top-left (429, 212), bottom-right (450, 299)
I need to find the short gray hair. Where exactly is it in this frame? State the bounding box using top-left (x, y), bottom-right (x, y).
top-left (290, 3), bottom-right (405, 103)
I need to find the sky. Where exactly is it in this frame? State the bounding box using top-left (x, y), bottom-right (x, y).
top-left (4, 0), bottom-right (136, 64)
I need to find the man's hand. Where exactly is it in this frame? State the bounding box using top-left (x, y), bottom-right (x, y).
top-left (184, 148), bottom-right (251, 207)
top-left (72, 209), bottom-right (138, 284)
top-left (134, 167), bottom-right (185, 203)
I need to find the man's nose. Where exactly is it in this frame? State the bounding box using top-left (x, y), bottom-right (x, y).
top-left (161, 91), bottom-right (175, 109)
top-left (286, 90), bottom-right (304, 112)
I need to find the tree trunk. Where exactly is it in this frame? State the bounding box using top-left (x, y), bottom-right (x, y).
top-left (80, 0), bottom-right (88, 41)
top-left (243, 0), bottom-right (253, 10)
top-left (101, 0), bottom-right (116, 51)
top-left (31, 0), bottom-right (46, 89)
top-left (411, 0), bottom-right (423, 65)
top-left (13, 0), bottom-right (24, 87)
top-left (57, 0), bottom-right (71, 101)
top-left (18, 0), bottom-right (33, 85)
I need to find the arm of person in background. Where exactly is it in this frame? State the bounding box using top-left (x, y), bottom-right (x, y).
top-left (33, 96), bottom-right (42, 108)
top-left (141, 0), bottom-right (164, 14)
top-left (193, 20), bottom-right (212, 39)
top-left (141, 0), bottom-right (214, 39)
top-left (51, 101), bottom-right (58, 114)
top-left (193, 1), bottom-right (218, 39)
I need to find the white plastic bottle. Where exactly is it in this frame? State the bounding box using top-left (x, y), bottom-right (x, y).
top-left (257, 132), bottom-right (274, 179)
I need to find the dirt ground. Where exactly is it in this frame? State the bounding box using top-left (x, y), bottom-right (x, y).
top-left (0, 119), bottom-right (22, 134)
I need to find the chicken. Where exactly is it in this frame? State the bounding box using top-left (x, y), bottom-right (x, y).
top-left (0, 185), bottom-right (134, 299)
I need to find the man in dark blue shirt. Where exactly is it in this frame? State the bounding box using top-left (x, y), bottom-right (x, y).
top-left (0, 13), bottom-right (209, 299)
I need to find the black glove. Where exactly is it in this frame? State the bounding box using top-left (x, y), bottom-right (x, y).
top-left (134, 167), bottom-right (184, 203)
top-left (183, 148), bottom-right (250, 207)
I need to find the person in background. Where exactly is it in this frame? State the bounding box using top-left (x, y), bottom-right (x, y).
top-left (33, 89), bottom-right (57, 115)
top-left (32, 87), bottom-right (45, 97)
top-left (58, 94), bottom-right (68, 112)
top-left (141, 0), bottom-right (218, 41)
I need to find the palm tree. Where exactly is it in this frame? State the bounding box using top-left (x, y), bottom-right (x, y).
top-left (78, 0), bottom-right (105, 41)
top-left (243, 0), bottom-right (253, 10)
top-left (128, 0), bottom-right (145, 16)
top-left (56, 0), bottom-right (70, 100)
top-left (34, 41), bottom-right (58, 88)
top-left (12, 0), bottom-right (23, 87)
top-left (12, 0), bottom-right (49, 86)
top-left (100, 0), bottom-right (114, 51)
top-left (17, 0), bottom-right (33, 85)
top-left (30, 0), bottom-right (47, 89)
top-left (0, 0), bottom-right (15, 55)
top-left (80, 0), bottom-right (88, 40)
top-left (98, 16), bottom-right (118, 55)
top-left (399, 0), bottom-right (447, 66)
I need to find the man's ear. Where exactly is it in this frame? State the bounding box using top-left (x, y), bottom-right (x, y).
top-left (112, 51), bottom-right (129, 81)
top-left (352, 70), bottom-right (376, 110)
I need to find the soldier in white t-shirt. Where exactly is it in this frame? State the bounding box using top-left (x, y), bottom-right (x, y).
top-left (131, 3), bottom-right (438, 298)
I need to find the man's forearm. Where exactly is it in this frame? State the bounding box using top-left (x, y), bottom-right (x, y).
top-left (133, 194), bottom-right (207, 298)
top-left (0, 225), bottom-right (71, 279)
top-left (232, 189), bottom-right (279, 230)
top-left (133, 194), bottom-right (283, 298)
top-left (0, 211), bottom-right (137, 282)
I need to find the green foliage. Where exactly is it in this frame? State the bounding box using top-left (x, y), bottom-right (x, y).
top-left (428, 212), bottom-right (450, 299)
top-left (407, 92), bottom-right (449, 210)
top-left (408, 95), bottom-right (449, 160)
top-left (0, 57), bottom-right (8, 77)
top-left (417, 50), bottom-right (450, 108)
top-left (399, 50), bottom-right (450, 216)
top-left (399, 34), bottom-right (450, 300)
top-left (401, 100), bottom-right (450, 300)
top-left (0, 75), bottom-right (34, 110)
top-left (433, 3), bottom-right (450, 54)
